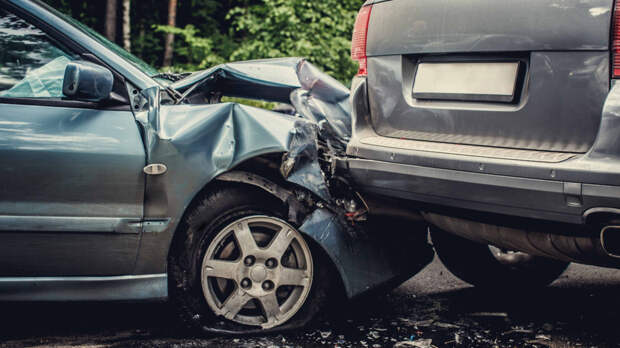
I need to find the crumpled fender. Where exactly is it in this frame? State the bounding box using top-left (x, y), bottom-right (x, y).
top-left (214, 172), bottom-right (433, 298)
top-left (136, 86), bottom-right (325, 219)
top-left (133, 86), bottom-right (334, 277)
top-left (133, 58), bottom-right (431, 299)
top-left (299, 208), bottom-right (433, 298)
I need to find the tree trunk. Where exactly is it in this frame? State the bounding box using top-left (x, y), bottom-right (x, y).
top-left (122, 0), bottom-right (131, 52)
top-left (162, 0), bottom-right (177, 67)
top-left (105, 0), bottom-right (117, 42)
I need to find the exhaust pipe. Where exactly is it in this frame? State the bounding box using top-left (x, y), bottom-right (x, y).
top-left (422, 212), bottom-right (620, 267)
top-left (601, 226), bottom-right (620, 258)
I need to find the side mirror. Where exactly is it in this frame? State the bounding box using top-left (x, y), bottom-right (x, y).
top-left (63, 61), bottom-right (113, 102)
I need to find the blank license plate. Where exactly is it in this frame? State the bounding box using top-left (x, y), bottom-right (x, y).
top-left (413, 62), bottom-right (520, 102)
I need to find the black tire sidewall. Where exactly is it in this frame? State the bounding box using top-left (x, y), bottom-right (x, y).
top-left (430, 226), bottom-right (569, 289)
top-left (169, 183), bottom-right (329, 334)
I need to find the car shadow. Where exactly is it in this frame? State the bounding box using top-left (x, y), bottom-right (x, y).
top-left (1, 276), bottom-right (620, 347)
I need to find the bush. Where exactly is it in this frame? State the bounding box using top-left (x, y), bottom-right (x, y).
top-left (156, 0), bottom-right (364, 84)
top-left (227, 0), bottom-right (363, 84)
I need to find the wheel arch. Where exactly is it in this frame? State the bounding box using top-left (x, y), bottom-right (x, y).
top-left (165, 155), bottom-right (347, 299)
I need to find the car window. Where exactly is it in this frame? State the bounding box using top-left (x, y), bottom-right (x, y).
top-left (0, 9), bottom-right (75, 98)
top-left (35, 2), bottom-right (159, 78)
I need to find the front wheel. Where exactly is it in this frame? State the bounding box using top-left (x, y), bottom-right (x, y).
top-left (430, 226), bottom-right (570, 289)
top-left (169, 184), bottom-right (330, 334)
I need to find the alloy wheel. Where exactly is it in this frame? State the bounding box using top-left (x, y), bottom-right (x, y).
top-left (201, 216), bottom-right (313, 329)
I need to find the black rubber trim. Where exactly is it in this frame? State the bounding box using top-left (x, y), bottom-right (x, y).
top-left (0, 97), bottom-right (130, 110)
top-left (346, 158), bottom-right (620, 225)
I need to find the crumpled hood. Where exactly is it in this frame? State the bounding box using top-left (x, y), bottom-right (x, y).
top-left (171, 57), bottom-right (304, 103)
top-left (170, 57), bottom-right (352, 150)
top-left (136, 58), bottom-right (354, 215)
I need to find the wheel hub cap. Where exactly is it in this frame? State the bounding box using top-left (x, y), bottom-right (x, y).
top-left (250, 265), bottom-right (268, 282)
top-left (201, 216), bottom-right (313, 329)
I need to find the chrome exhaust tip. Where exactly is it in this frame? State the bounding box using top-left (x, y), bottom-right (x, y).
top-left (600, 226), bottom-right (620, 258)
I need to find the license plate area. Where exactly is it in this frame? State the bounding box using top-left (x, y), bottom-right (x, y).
top-left (412, 61), bottom-right (521, 103)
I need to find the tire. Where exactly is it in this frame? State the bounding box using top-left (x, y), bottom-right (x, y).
top-left (168, 183), bottom-right (331, 334)
top-left (430, 226), bottom-right (570, 289)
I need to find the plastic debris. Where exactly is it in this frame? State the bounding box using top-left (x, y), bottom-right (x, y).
top-left (394, 339), bottom-right (434, 348)
top-left (320, 331), bottom-right (332, 339)
top-left (368, 331), bottom-right (380, 340)
top-left (467, 312), bottom-right (509, 318)
top-left (434, 322), bottom-right (460, 329)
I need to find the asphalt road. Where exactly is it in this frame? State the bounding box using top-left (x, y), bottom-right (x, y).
top-left (2, 256), bottom-right (620, 348)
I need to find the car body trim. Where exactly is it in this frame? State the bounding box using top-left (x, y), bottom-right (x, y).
top-left (359, 136), bottom-right (577, 163)
top-left (217, 171), bottom-right (293, 203)
top-left (0, 216), bottom-right (142, 234)
top-left (0, 274), bottom-right (167, 301)
top-left (347, 158), bottom-right (620, 225)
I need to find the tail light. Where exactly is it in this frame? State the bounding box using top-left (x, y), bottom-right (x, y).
top-left (351, 5), bottom-right (373, 76)
top-left (613, 1), bottom-right (620, 78)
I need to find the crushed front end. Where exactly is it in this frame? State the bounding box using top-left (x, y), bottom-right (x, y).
top-left (135, 58), bottom-right (433, 305)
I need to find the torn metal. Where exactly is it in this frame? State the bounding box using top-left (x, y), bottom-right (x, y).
top-left (134, 58), bottom-right (432, 299)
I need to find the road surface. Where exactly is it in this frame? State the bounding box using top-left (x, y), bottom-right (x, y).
top-left (2, 256), bottom-right (620, 347)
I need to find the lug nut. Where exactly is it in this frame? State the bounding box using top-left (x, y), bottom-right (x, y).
top-left (265, 258), bottom-right (278, 269)
top-left (244, 255), bottom-right (255, 266)
top-left (241, 278), bottom-right (252, 289)
top-left (262, 280), bottom-right (274, 291)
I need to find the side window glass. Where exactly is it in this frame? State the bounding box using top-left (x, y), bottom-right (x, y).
top-left (0, 9), bottom-right (75, 98)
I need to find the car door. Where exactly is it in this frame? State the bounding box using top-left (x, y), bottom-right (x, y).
top-left (0, 7), bottom-right (146, 276)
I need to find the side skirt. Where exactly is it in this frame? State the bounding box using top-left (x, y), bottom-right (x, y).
top-left (0, 274), bottom-right (167, 301)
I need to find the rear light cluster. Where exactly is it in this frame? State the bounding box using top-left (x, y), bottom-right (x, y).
top-left (351, 5), bottom-right (373, 76)
top-left (613, 1), bottom-right (620, 78)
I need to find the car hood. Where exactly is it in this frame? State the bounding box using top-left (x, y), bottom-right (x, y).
top-left (169, 58), bottom-right (352, 151)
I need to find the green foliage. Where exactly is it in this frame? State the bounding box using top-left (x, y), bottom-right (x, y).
top-left (155, 24), bottom-right (225, 70)
top-left (227, 0), bottom-right (363, 83)
top-left (42, 0), bottom-right (364, 83)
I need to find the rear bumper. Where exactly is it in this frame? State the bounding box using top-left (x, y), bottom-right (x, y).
top-left (347, 157), bottom-right (620, 224)
top-left (347, 77), bottom-right (620, 225)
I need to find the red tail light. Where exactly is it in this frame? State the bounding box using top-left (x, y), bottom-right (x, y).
top-left (351, 5), bottom-right (373, 76)
top-left (613, 1), bottom-right (620, 78)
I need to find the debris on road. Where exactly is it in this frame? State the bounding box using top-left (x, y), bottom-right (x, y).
top-left (2, 261), bottom-right (620, 348)
top-left (394, 338), bottom-right (434, 348)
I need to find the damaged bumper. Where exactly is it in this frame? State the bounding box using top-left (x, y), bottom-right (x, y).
top-left (133, 58), bottom-right (432, 299)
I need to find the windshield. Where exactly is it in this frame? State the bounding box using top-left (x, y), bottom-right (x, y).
top-left (37, 1), bottom-right (159, 77)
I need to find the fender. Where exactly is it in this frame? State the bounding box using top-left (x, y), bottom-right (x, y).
top-left (216, 171), bottom-right (433, 298)
top-left (129, 61), bottom-right (431, 298)
top-left (131, 87), bottom-right (313, 276)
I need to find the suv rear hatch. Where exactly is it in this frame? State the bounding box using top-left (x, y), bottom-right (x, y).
top-left (363, 0), bottom-right (612, 155)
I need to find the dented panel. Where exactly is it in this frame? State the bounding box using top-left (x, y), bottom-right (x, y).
top-left (300, 209), bottom-right (432, 298)
top-left (130, 58), bottom-right (429, 298)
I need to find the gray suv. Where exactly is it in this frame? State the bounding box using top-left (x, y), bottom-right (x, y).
top-left (347, 0), bottom-right (620, 288)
